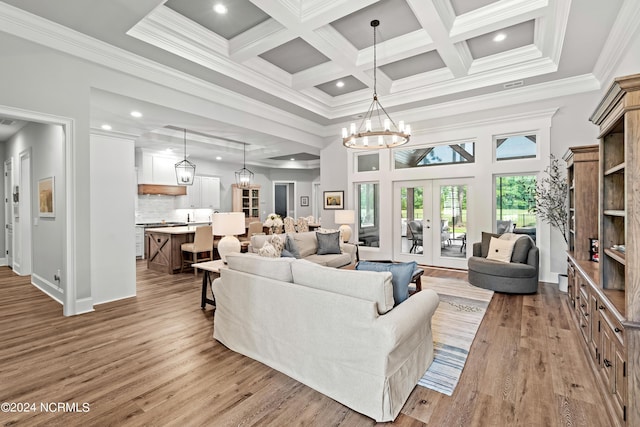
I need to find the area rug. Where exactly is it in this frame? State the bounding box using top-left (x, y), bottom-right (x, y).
top-left (417, 277), bottom-right (494, 396)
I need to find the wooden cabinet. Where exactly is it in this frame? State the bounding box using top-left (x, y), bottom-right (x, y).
top-left (232, 184), bottom-right (260, 223)
top-left (585, 72), bottom-right (640, 426)
top-left (564, 145), bottom-right (599, 260)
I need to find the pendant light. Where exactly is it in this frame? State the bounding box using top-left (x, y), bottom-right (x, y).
top-left (175, 128), bottom-right (196, 185)
top-left (235, 143), bottom-right (254, 188)
top-left (341, 20), bottom-right (411, 149)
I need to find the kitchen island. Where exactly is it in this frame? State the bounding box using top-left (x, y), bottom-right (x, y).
top-left (145, 226), bottom-right (199, 274)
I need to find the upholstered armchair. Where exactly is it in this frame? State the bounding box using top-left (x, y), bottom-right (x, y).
top-left (467, 232), bottom-right (539, 294)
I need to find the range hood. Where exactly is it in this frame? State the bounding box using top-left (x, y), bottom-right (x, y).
top-left (137, 184), bottom-right (186, 196)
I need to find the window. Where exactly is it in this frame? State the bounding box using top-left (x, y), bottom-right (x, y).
top-left (394, 142), bottom-right (475, 169)
top-left (357, 183), bottom-right (379, 247)
top-left (356, 153), bottom-right (379, 172)
top-left (440, 185), bottom-right (467, 258)
top-left (496, 134), bottom-right (536, 161)
top-left (495, 175), bottom-right (536, 235)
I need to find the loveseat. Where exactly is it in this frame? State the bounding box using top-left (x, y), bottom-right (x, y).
top-left (249, 231), bottom-right (356, 267)
top-left (212, 253), bottom-right (440, 422)
top-left (467, 232), bottom-right (539, 294)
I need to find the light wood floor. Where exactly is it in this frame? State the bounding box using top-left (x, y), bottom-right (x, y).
top-left (0, 262), bottom-right (612, 426)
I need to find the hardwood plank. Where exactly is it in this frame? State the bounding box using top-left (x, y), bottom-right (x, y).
top-left (0, 263), bottom-right (614, 426)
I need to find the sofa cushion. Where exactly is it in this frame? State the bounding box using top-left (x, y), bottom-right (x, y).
top-left (356, 261), bottom-right (416, 305)
top-left (285, 234), bottom-right (301, 259)
top-left (468, 256), bottom-right (536, 278)
top-left (291, 260), bottom-right (395, 314)
top-left (291, 231), bottom-right (318, 258)
top-left (481, 232), bottom-right (501, 257)
top-left (226, 253), bottom-right (295, 282)
top-left (316, 231), bottom-right (341, 255)
top-left (280, 249), bottom-right (295, 258)
top-left (304, 253), bottom-right (352, 268)
top-left (250, 234), bottom-right (272, 253)
top-left (486, 237), bottom-right (516, 263)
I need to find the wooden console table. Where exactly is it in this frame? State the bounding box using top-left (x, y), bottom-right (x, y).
top-left (193, 260), bottom-right (226, 309)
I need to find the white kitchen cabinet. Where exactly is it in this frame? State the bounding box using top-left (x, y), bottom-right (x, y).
top-left (178, 176), bottom-right (220, 209)
top-left (135, 226), bottom-right (144, 258)
top-left (200, 176), bottom-right (220, 209)
top-left (137, 150), bottom-right (179, 185)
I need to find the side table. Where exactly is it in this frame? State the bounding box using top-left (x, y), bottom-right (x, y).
top-left (193, 259), bottom-right (226, 309)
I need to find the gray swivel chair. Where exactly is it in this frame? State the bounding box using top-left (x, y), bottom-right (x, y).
top-left (467, 233), bottom-right (539, 294)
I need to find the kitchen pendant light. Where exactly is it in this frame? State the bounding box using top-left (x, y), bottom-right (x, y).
top-left (341, 20), bottom-right (411, 149)
top-left (175, 128), bottom-right (196, 185)
top-left (235, 143), bottom-right (254, 188)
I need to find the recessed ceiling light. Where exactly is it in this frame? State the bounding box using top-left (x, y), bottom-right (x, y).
top-left (336, 81), bottom-right (345, 88)
top-left (101, 124), bottom-right (112, 131)
top-left (493, 33), bottom-right (506, 42)
top-left (213, 3), bottom-right (227, 14)
top-left (130, 111), bottom-right (142, 118)
top-left (165, 148), bottom-right (174, 153)
top-left (216, 156), bottom-right (222, 160)
top-left (290, 158), bottom-right (295, 161)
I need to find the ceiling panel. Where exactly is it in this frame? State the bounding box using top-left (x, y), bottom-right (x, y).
top-left (466, 20), bottom-right (535, 59)
top-left (449, 0), bottom-right (501, 16)
top-left (165, 0), bottom-right (269, 40)
top-left (380, 51), bottom-right (446, 80)
top-left (330, 0), bottom-right (422, 49)
top-left (259, 38), bottom-right (330, 74)
top-left (316, 76), bottom-right (368, 97)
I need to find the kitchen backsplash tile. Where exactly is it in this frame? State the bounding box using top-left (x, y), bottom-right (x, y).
top-left (136, 195), bottom-right (214, 223)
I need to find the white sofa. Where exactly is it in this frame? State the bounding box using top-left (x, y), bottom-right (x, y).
top-left (213, 253), bottom-right (440, 422)
top-left (249, 231), bottom-right (356, 267)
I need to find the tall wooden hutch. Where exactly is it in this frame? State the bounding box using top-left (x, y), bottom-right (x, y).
top-left (567, 73), bottom-right (640, 427)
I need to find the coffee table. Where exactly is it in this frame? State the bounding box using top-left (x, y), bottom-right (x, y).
top-left (192, 259), bottom-right (226, 309)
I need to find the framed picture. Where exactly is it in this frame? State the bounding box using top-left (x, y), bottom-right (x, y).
top-left (323, 191), bottom-right (344, 210)
top-left (38, 176), bottom-right (55, 218)
top-left (300, 196), bottom-right (309, 207)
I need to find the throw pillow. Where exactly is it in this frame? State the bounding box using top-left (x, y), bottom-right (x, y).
top-left (258, 242), bottom-right (278, 258)
top-left (486, 237), bottom-right (516, 263)
top-left (509, 235), bottom-right (533, 263)
top-left (269, 235), bottom-right (285, 257)
top-left (481, 232), bottom-right (501, 257)
top-left (280, 248), bottom-right (295, 258)
top-left (316, 231), bottom-right (341, 255)
top-left (284, 234), bottom-right (301, 259)
top-left (355, 261), bottom-right (416, 306)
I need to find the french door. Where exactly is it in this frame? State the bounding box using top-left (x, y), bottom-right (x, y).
top-left (394, 179), bottom-right (470, 269)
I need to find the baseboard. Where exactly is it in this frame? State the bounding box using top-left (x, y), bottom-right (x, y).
top-left (93, 293), bottom-right (137, 306)
top-left (31, 273), bottom-right (64, 305)
top-left (72, 298), bottom-right (95, 315)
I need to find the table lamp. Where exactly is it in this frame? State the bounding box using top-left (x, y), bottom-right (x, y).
top-left (212, 212), bottom-right (246, 263)
top-left (334, 210), bottom-right (355, 243)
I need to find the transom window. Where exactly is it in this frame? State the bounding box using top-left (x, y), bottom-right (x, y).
top-left (495, 134), bottom-right (537, 161)
top-left (394, 142), bottom-right (475, 169)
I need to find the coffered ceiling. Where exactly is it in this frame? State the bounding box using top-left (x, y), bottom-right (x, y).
top-left (0, 0), bottom-right (627, 166)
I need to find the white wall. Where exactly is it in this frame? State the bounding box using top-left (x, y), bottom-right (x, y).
top-left (90, 134), bottom-right (136, 305)
top-left (3, 122), bottom-right (66, 301)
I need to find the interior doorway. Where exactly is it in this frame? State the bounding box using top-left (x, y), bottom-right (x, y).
top-left (273, 182), bottom-right (296, 219)
top-left (4, 159), bottom-right (13, 269)
top-left (16, 148), bottom-right (32, 275)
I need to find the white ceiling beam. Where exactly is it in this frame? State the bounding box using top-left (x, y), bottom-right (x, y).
top-left (229, 19), bottom-right (295, 62)
top-left (407, 0), bottom-right (470, 78)
top-left (292, 62), bottom-right (346, 90)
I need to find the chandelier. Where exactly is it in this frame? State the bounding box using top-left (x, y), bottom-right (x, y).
top-left (235, 143), bottom-right (254, 188)
top-left (175, 128), bottom-right (196, 185)
top-left (342, 20), bottom-right (411, 149)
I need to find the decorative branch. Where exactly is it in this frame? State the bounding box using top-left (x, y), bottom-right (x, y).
top-left (529, 155), bottom-right (569, 244)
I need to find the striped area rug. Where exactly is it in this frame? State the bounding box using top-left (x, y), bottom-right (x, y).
top-left (417, 277), bottom-right (494, 396)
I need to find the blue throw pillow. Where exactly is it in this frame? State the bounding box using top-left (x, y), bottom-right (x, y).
top-left (285, 234), bottom-right (301, 259)
top-left (280, 248), bottom-right (295, 258)
top-left (355, 261), bottom-right (416, 305)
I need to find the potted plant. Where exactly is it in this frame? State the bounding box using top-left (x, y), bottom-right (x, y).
top-left (529, 154), bottom-right (569, 290)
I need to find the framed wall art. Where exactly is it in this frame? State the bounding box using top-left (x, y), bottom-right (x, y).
top-left (323, 191), bottom-right (344, 210)
top-left (300, 195), bottom-right (309, 207)
top-left (38, 176), bottom-right (55, 218)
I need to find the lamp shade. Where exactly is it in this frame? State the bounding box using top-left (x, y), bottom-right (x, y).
top-left (335, 210), bottom-right (355, 225)
top-left (212, 212), bottom-right (245, 236)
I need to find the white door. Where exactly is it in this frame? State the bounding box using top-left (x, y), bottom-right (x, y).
top-left (394, 179), bottom-right (470, 269)
top-left (4, 160), bottom-right (13, 268)
top-left (16, 149), bottom-right (32, 275)
top-left (393, 180), bottom-right (434, 265)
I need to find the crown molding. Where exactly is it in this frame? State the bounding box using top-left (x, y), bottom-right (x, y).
top-left (592, 0), bottom-right (640, 87)
top-left (327, 74), bottom-right (598, 137)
